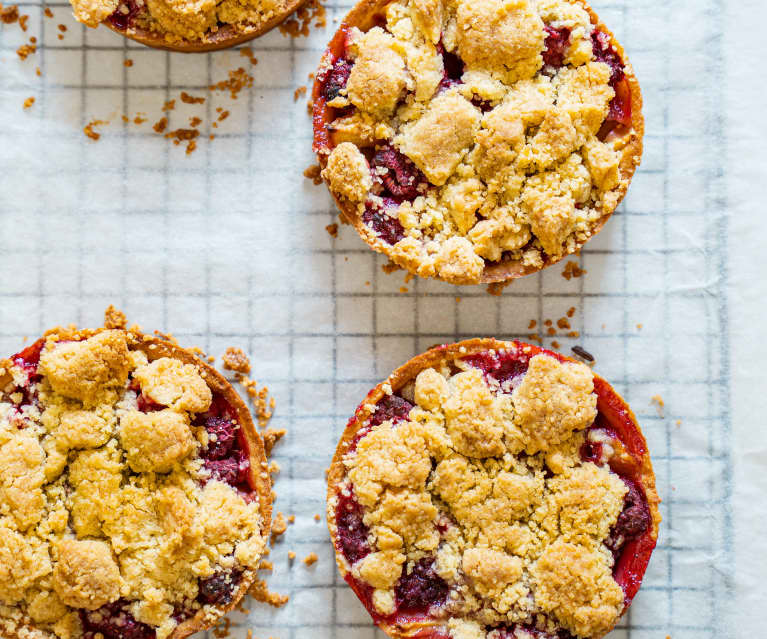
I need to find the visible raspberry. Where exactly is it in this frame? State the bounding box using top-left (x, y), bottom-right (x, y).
top-left (335, 490), bottom-right (370, 564)
top-left (107, 0), bottom-right (141, 30)
top-left (81, 601), bottom-right (155, 639)
top-left (368, 394), bottom-right (414, 427)
top-left (204, 452), bottom-right (250, 487)
top-left (394, 557), bottom-right (448, 612)
top-left (606, 479), bottom-right (651, 555)
top-left (542, 25), bottom-right (571, 68)
top-left (372, 145), bottom-right (427, 201)
top-left (437, 43), bottom-right (464, 91)
top-left (198, 570), bottom-right (242, 606)
top-left (591, 31), bottom-right (624, 85)
top-left (462, 349), bottom-right (532, 388)
top-left (202, 416), bottom-right (236, 460)
top-left (362, 199), bottom-right (406, 245)
top-left (322, 58), bottom-right (353, 101)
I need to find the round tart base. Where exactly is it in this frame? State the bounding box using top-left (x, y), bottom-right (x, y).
top-left (101, 0), bottom-right (307, 52)
top-left (0, 326), bottom-right (272, 639)
top-left (312, 0), bottom-right (644, 285)
top-left (327, 338), bottom-right (659, 639)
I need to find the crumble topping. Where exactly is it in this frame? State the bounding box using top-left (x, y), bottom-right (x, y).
top-left (0, 330), bottom-right (267, 639)
top-left (316, 0), bottom-right (640, 284)
top-left (69, 0), bottom-right (289, 46)
top-left (336, 353), bottom-right (632, 638)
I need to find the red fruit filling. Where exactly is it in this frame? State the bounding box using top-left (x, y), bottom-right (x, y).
top-left (320, 58), bottom-right (354, 102)
top-left (197, 569), bottom-right (243, 606)
top-left (202, 415), bottom-right (237, 460)
top-left (335, 490), bottom-right (371, 564)
top-left (107, 0), bottom-right (142, 30)
top-left (362, 198), bottom-right (406, 245)
top-left (437, 43), bottom-right (464, 91)
top-left (591, 30), bottom-right (632, 135)
top-left (368, 393), bottom-right (415, 427)
top-left (81, 601), bottom-right (155, 639)
top-left (605, 479), bottom-right (651, 556)
top-left (461, 348), bottom-right (533, 388)
top-left (5, 340), bottom-right (44, 411)
top-left (372, 145), bottom-right (427, 201)
top-left (394, 557), bottom-right (448, 613)
top-left (542, 25), bottom-right (571, 68)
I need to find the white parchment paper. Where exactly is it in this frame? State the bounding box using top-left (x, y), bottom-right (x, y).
top-left (0, 0), bottom-right (759, 637)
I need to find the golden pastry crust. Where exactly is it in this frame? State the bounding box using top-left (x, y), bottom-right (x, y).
top-left (0, 327), bottom-right (271, 639)
top-left (326, 339), bottom-right (660, 639)
top-left (70, 0), bottom-right (307, 51)
top-left (313, 0), bottom-right (644, 285)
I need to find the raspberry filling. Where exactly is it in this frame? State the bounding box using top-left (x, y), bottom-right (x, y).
top-left (81, 601), bottom-right (155, 639)
top-left (321, 57), bottom-right (354, 102)
top-left (362, 198), bottom-right (406, 245)
top-left (394, 557), bottom-right (448, 613)
top-left (542, 25), bottom-right (571, 68)
top-left (107, 0), bottom-right (143, 30)
top-left (335, 342), bottom-right (655, 629)
top-left (197, 569), bottom-right (243, 606)
top-left (372, 145), bottom-right (427, 201)
top-left (437, 43), bottom-right (464, 91)
top-left (591, 30), bottom-right (632, 134)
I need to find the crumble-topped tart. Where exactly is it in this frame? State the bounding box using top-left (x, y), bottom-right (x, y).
top-left (312, 0), bottom-right (643, 284)
top-left (327, 339), bottom-right (659, 639)
top-left (69, 0), bottom-right (306, 51)
top-left (0, 326), bottom-right (271, 639)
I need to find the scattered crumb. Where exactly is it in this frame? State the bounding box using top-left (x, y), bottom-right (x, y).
top-left (529, 333), bottom-right (542, 344)
top-left (313, 514), bottom-right (321, 522)
top-left (165, 127), bottom-right (199, 146)
top-left (303, 552), bottom-right (318, 566)
top-left (651, 395), bottom-right (665, 417)
top-left (188, 115), bottom-right (202, 127)
top-left (528, 320), bottom-right (537, 330)
top-left (486, 280), bottom-right (512, 296)
top-left (294, 86), bottom-right (307, 102)
top-left (18, 12), bottom-right (28, 29)
top-left (271, 512), bottom-right (287, 538)
top-left (675, 419), bottom-right (681, 427)
top-left (382, 261), bottom-right (401, 274)
top-left (325, 223), bottom-right (339, 238)
top-left (239, 47), bottom-right (258, 65)
top-left (83, 119), bottom-right (106, 141)
top-left (556, 317), bottom-right (571, 330)
top-left (567, 306), bottom-right (576, 318)
top-left (399, 286), bottom-right (408, 293)
top-left (223, 346), bottom-right (251, 374)
top-left (236, 375), bottom-right (275, 427)
top-left (1, 5), bottom-right (19, 24)
top-left (180, 91), bottom-right (205, 105)
top-left (262, 428), bottom-right (286, 456)
top-left (365, 281), bottom-right (370, 286)
top-left (212, 617), bottom-right (231, 639)
top-left (16, 43), bottom-right (36, 60)
top-left (304, 164), bottom-right (323, 185)
top-left (288, 551), bottom-right (296, 560)
top-left (122, 58), bottom-right (133, 68)
top-left (249, 579), bottom-right (289, 608)
top-left (44, 7), bottom-right (53, 17)
top-left (562, 260), bottom-right (586, 280)
top-left (22, 96), bottom-right (34, 109)
top-left (35, 66), bottom-right (41, 76)
top-left (162, 99), bottom-right (176, 111)
top-left (455, 297), bottom-right (461, 303)
top-left (544, 319), bottom-right (552, 327)
top-left (209, 67), bottom-right (253, 99)
top-left (636, 323), bottom-right (643, 330)
top-left (57, 23), bottom-right (66, 31)
top-left (104, 305), bottom-right (127, 330)
top-left (287, 515), bottom-right (295, 524)
top-left (551, 340), bottom-right (560, 349)
top-left (258, 560), bottom-right (273, 571)
top-left (152, 117), bottom-right (168, 133)
top-left (217, 109), bottom-right (230, 122)
top-left (279, 0), bottom-right (326, 37)
top-left (566, 330), bottom-right (580, 338)
top-left (546, 327), bottom-right (556, 336)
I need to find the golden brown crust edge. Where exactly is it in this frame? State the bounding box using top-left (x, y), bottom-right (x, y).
top-left (315, 0), bottom-right (645, 285)
top-left (102, 0), bottom-right (308, 52)
top-left (326, 338), bottom-right (660, 639)
top-left (0, 327), bottom-right (272, 639)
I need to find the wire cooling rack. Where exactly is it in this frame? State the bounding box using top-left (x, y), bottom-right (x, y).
top-left (0, 0), bottom-right (731, 637)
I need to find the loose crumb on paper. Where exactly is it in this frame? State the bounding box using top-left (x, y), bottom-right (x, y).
top-left (486, 280), bottom-right (512, 296)
top-left (249, 578), bottom-right (289, 608)
top-left (304, 164), bottom-right (323, 184)
top-left (303, 552), bottom-right (318, 566)
top-left (22, 96), bottom-right (34, 109)
top-left (180, 91), bottom-right (205, 104)
top-left (651, 395), bottom-right (665, 417)
top-left (278, 0), bottom-right (326, 38)
top-left (325, 223), bottom-right (339, 238)
top-left (83, 119), bottom-right (107, 141)
top-left (16, 43), bottom-right (36, 60)
top-left (561, 260), bottom-right (586, 280)
top-left (104, 305), bottom-right (127, 330)
top-left (271, 512), bottom-right (287, 538)
top-left (223, 346), bottom-right (251, 374)
top-left (263, 428), bottom-right (286, 456)
top-left (239, 46), bottom-right (258, 65)
top-left (294, 86), bottom-right (307, 102)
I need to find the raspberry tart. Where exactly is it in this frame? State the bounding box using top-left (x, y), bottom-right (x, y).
top-left (0, 326), bottom-right (271, 639)
top-left (327, 339), bottom-right (659, 639)
top-left (70, 0), bottom-right (306, 51)
top-left (312, 0), bottom-right (643, 284)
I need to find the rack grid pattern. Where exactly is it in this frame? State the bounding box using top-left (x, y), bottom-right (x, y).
top-left (0, 0), bottom-right (731, 637)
